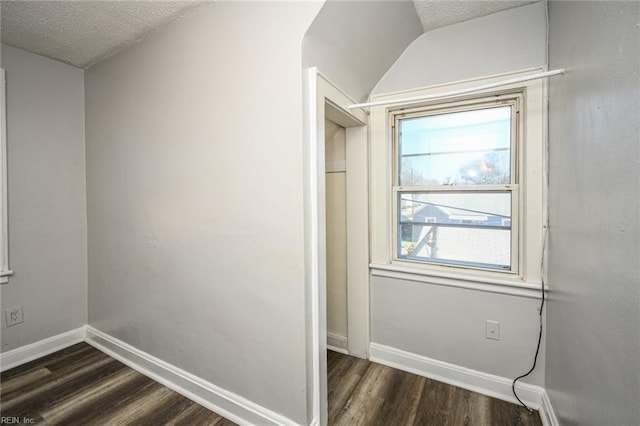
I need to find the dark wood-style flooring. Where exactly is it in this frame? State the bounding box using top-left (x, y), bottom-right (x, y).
top-left (1, 343), bottom-right (542, 425)
top-left (328, 350), bottom-right (542, 426)
top-left (0, 343), bottom-right (234, 425)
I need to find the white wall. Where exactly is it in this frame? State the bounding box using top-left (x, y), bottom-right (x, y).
top-left (325, 122), bottom-right (347, 342)
top-left (84, 3), bottom-right (322, 424)
top-left (369, 3), bottom-right (548, 386)
top-left (373, 2), bottom-right (547, 94)
top-left (0, 45), bottom-right (87, 352)
top-left (546, 2), bottom-right (640, 425)
top-left (303, 0), bottom-right (422, 102)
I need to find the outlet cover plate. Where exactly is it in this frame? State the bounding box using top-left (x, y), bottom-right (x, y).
top-left (5, 306), bottom-right (24, 327)
top-left (486, 320), bottom-right (500, 340)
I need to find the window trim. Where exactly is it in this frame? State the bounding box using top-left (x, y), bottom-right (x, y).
top-left (0, 69), bottom-right (12, 284)
top-left (369, 68), bottom-right (546, 287)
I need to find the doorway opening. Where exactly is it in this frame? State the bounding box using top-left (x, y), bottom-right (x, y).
top-left (305, 68), bottom-right (369, 426)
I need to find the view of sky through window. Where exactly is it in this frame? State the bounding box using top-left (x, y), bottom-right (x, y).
top-left (399, 106), bottom-right (512, 186)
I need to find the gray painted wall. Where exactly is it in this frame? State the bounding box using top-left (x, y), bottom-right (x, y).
top-left (0, 45), bottom-right (87, 351)
top-left (303, 0), bottom-right (422, 102)
top-left (546, 2), bottom-right (640, 425)
top-left (369, 3), bottom-right (548, 386)
top-left (373, 2), bottom-right (546, 94)
top-left (372, 277), bottom-right (546, 385)
top-left (84, 3), bottom-right (321, 423)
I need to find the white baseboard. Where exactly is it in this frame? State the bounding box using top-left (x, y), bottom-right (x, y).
top-left (327, 332), bottom-right (348, 355)
top-left (0, 328), bottom-right (555, 426)
top-left (539, 390), bottom-right (559, 426)
top-left (85, 326), bottom-right (299, 426)
top-left (0, 327), bottom-right (86, 372)
top-left (369, 343), bottom-right (544, 410)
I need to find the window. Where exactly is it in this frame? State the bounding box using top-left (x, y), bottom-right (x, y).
top-left (369, 69), bottom-right (546, 286)
top-left (393, 97), bottom-right (520, 273)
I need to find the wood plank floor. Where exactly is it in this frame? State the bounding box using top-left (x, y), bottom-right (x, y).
top-left (2, 343), bottom-right (542, 425)
top-left (328, 350), bottom-right (543, 426)
top-left (0, 343), bottom-right (235, 425)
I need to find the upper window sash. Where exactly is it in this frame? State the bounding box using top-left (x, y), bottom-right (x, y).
top-left (392, 95), bottom-right (521, 189)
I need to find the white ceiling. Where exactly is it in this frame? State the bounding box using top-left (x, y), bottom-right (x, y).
top-left (413, 0), bottom-right (539, 32)
top-left (0, 0), bottom-right (539, 70)
top-left (0, 1), bottom-right (206, 69)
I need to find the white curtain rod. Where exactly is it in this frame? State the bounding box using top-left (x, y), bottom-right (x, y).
top-left (348, 68), bottom-right (566, 109)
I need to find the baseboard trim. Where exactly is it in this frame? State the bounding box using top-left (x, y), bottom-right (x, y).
top-left (84, 326), bottom-right (299, 426)
top-left (539, 390), bottom-right (559, 426)
top-left (369, 343), bottom-right (544, 409)
top-left (0, 327), bottom-right (86, 372)
top-left (0, 328), bottom-right (554, 425)
top-left (327, 332), bottom-right (348, 355)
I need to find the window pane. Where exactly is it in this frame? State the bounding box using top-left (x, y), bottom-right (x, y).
top-left (398, 191), bottom-right (512, 270)
top-left (398, 106), bottom-right (512, 186)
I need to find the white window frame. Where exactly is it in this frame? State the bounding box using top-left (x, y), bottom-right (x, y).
top-left (0, 69), bottom-right (12, 284)
top-left (392, 95), bottom-right (521, 274)
top-left (370, 69), bottom-right (546, 292)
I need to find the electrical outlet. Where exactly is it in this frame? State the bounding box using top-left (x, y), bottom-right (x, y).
top-left (486, 320), bottom-right (500, 341)
top-left (5, 306), bottom-right (23, 327)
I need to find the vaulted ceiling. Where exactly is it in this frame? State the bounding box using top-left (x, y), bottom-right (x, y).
top-left (0, 1), bottom-right (538, 69)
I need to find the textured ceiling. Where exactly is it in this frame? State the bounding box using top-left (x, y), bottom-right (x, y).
top-left (413, 0), bottom-right (539, 32)
top-left (0, 1), bottom-right (540, 70)
top-left (0, 1), bottom-right (205, 69)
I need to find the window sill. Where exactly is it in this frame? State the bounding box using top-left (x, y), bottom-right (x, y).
top-left (369, 263), bottom-right (546, 299)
